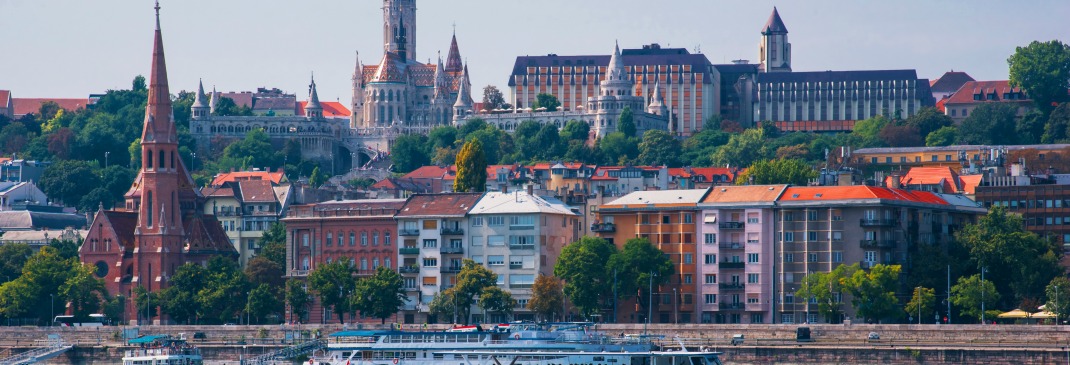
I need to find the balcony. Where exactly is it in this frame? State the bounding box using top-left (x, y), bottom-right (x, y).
top-left (719, 302), bottom-right (744, 310)
top-left (719, 283), bottom-right (745, 291)
top-left (509, 244), bottom-right (535, 250)
top-left (718, 261), bottom-right (745, 269)
top-left (399, 247), bottom-right (420, 255)
top-left (860, 218), bottom-right (899, 227)
top-left (441, 227), bottom-right (465, 236)
top-left (510, 283), bottom-right (533, 289)
top-left (440, 266), bottom-right (462, 274)
top-left (509, 264), bottom-right (523, 269)
top-left (510, 224), bottom-right (535, 231)
top-left (719, 222), bottom-right (745, 230)
top-left (398, 265), bottom-right (420, 274)
top-left (399, 228), bottom-right (420, 236)
top-left (289, 269), bottom-right (309, 277)
top-left (564, 195), bottom-right (588, 205)
top-left (591, 223), bottom-right (616, 233)
top-left (440, 246), bottom-right (464, 254)
top-left (860, 240), bottom-right (897, 249)
top-left (719, 242), bottom-right (744, 250)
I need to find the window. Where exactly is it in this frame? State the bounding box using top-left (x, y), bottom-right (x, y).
top-left (784, 253), bottom-right (794, 263)
top-left (747, 253), bottom-right (759, 263)
top-left (422, 220), bottom-right (438, 230)
top-left (488, 235), bottom-right (505, 246)
top-left (509, 235), bottom-right (536, 247)
top-left (747, 273), bottom-right (759, 283)
top-left (471, 217), bottom-right (484, 226)
top-left (510, 215), bottom-right (536, 227)
top-left (509, 275), bottom-right (535, 288)
top-left (349, 232), bottom-right (356, 246)
top-left (807, 231), bottom-right (817, 241)
top-left (422, 258), bottom-right (438, 267)
top-left (422, 239), bottom-right (437, 248)
top-left (373, 232), bottom-right (379, 246)
top-left (864, 251), bottom-right (877, 262)
top-left (783, 232), bottom-right (794, 242)
top-left (360, 258), bottom-right (368, 271)
top-left (831, 231), bottom-right (843, 241)
top-left (488, 216), bottom-right (505, 226)
top-left (384, 232), bottom-right (391, 246)
top-left (808, 253), bottom-right (818, 262)
top-left (945, 155), bottom-right (952, 161)
top-left (683, 253), bottom-right (693, 264)
top-left (705, 274), bottom-right (717, 284)
top-left (747, 213), bottom-right (759, 224)
top-left (704, 254), bottom-right (717, 264)
top-left (683, 213), bottom-right (693, 223)
top-left (705, 294), bottom-right (717, 304)
top-left (361, 232), bottom-right (368, 246)
top-left (832, 251), bottom-right (843, 263)
top-left (471, 236), bottom-right (483, 246)
top-left (684, 274), bottom-right (693, 284)
top-left (422, 276), bottom-right (437, 286)
top-left (807, 210), bottom-right (819, 221)
top-left (785, 293), bottom-right (795, 304)
top-left (509, 257), bottom-right (523, 268)
top-left (337, 232), bottom-right (343, 246)
top-left (704, 233), bottom-right (716, 244)
top-left (488, 255), bottom-right (505, 266)
top-left (325, 232), bottom-right (332, 247)
top-left (662, 215), bottom-right (671, 224)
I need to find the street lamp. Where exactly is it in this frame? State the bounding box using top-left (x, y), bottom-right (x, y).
top-left (104, 151), bottom-right (110, 169)
top-left (50, 294), bottom-right (54, 326)
top-left (1056, 284), bottom-right (1060, 326)
top-left (673, 288), bottom-right (678, 325)
top-left (981, 267), bottom-right (987, 325)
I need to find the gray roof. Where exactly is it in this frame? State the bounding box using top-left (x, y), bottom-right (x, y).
top-left (0, 211), bottom-right (86, 230)
top-left (854, 144), bottom-right (1070, 155)
top-left (509, 47), bottom-right (714, 87)
top-left (469, 192), bottom-right (576, 216)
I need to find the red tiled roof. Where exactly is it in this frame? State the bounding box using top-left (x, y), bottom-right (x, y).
top-left (371, 179), bottom-right (399, 189)
top-left (779, 185), bottom-right (949, 205)
top-left (935, 98), bottom-right (947, 113)
top-left (296, 101), bottom-right (351, 117)
top-left (960, 175), bottom-right (982, 195)
top-left (889, 166), bottom-right (982, 195)
top-left (219, 92), bottom-right (254, 108)
top-left (0, 90), bottom-right (10, 108)
top-left (403, 165), bottom-right (455, 180)
top-left (211, 170), bottom-right (285, 186)
top-left (396, 193), bottom-right (483, 217)
top-left (200, 186), bottom-right (236, 198)
top-left (946, 80), bottom-right (1030, 105)
top-left (238, 180), bottom-right (277, 203)
top-left (11, 98), bottom-right (89, 116)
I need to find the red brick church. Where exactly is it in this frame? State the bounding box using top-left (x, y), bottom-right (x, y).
top-left (79, 3), bottom-right (237, 325)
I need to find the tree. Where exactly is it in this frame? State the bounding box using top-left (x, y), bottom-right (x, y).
top-left (389, 134), bottom-right (430, 173)
top-left (133, 285), bottom-right (159, 322)
top-left (428, 288), bottom-right (458, 323)
top-left (454, 139), bottom-right (487, 193)
top-left (61, 263), bottom-right (108, 320)
top-left (560, 120), bottom-right (590, 142)
top-left (0, 122), bottom-right (31, 154)
top-left (950, 274), bottom-right (1000, 323)
top-left (607, 237), bottom-right (673, 319)
top-left (849, 115), bottom-right (890, 148)
top-left (247, 283), bottom-right (282, 324)
top-left (528, 275), bottom-right (564, 321)
top-left (1043, 102), bottom-right (1070, 142)
top-left (0, 278), bottom-right (36, 320)
top-left (464, 125), bottom-right (505, 164)
top-left (309, 166), bottom-right (327, 188)
top-left (307, 260), bottom-right (356, 324)
top-left (213, 97), bottom-right (254, 116)
top-left (637, 130), bottom-right (682, 167)
top-left (16, 246), bottom-right (76, 323)
top-left (682, 129), bottom-right (730, 166)
top-left (160, 263), bottom-right (206, 324)
top-left (554, 236), bottom-right (617, 319)
top-left (598, 132), bottom-right (639, 165)
top-left (244, 256), bottom-right (284, 289)
top-left (956, 206), bottom-right (1062, 309)
top-left (925, 126), bottom-right (958, 147)
top-left (454, 259), bottom-right (498, 323)
top-left (957, 103), bottom-right (1019, 145)
top-left (1008, 40), bottom-right (1070, 114)
top-left (1044, 277), bottom-right (1070, 322)
top-left (285, 278), bottom-right (311, 323)
top-left (482, 85), bottom-right (507, 111)
top-left (842, 263), bottom-right (902, 323)
top-left (905, 107), bottom-right (953, 139)
top-left (796, 264), bottom-right (856, 324)
top-left (49, 239), bottom-right (79, 261)
top-left (39, 160), bottom-right (101, 209)
top-left (479, 286), bottom-right (515, 322)
top-left (351, 266), bottom-right (406, 324)
top-left (218, 129), bottom-right (279, 172)
top-left (711, 128), bottom-right (768, 168)
top-left (427, 126), bottom-right (459, 150)
top-left (533, 93), bottom-right (560, 112)
top-left (878, 124), bottom-right (924, 147)
top-left (617, 106), bottom-right (637, 137)
top-left (197, 257), bottom-right (248, 324)
top-left (0, 243), bottom-right (32, 283)
top-left (735, 158), bottom-right (816, 186)
top-left (904, 287), bottom-right (936, 324)
top-left (259, 222), bottom-right (287, 268)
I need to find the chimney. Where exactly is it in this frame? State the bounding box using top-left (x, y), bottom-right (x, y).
top-left (838, 171), bottom-right (853, 186)
top-left (890, 174), bottom-right (902, 190)
top-left (500, 184), bottom-right (508, 193)
top-left (527, 184), bottom-right (534, 196)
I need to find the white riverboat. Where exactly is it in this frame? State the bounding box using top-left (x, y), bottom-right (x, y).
top-left (123, 335), bottom-right (203, 365)
top-left (310, 323), bottom-right (723, 365)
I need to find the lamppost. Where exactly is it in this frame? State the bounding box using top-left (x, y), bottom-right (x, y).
top-left (981, 267), bottom-right (987, 325)
top-left (673, 288), bottom-right (678, 325)
top-left (50, 294), bottom-right (54, 326)
top-left (1056, 284), bottom-right (1060, 326)
top-left (104, 151), bottom-right (110, 169)
top-left (643, 272), bottom-right (655, 336)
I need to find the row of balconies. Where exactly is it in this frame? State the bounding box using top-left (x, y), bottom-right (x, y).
top-left (860, 218), bottom-right (900, 227)
top-left (719, 222), bottom-right (745, 230)
top-left (398, 227), bottom-right (466, 236)
top-left (591, 223), bottom-right (616, 232)
top-left (859, 239), bottom-right (898, 249)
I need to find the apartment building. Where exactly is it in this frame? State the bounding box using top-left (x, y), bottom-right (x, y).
top-left (696, 185), bottom-right (788, 324)
top-left (466, 191), bottom-right (579, 322)
top-left (281, 199), bottom-right (406, 323)
top-left (202, 180), bottom-right (293, 266)
top-left (595, 189), bottom-right (708, 324)
top-left (394, 193), bottom-right (484, 324)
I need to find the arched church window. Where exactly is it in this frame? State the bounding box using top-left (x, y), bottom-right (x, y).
top-left (158, 150), bottom-right (165, 169)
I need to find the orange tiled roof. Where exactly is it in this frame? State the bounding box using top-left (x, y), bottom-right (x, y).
top-left (959, 175), bottom-right (982, 195)
top-left (935, 98), bottom-right (947, 113)
top-left (211, 170), bottom-right (285, 186)
top-left (946, 80), bottom-right (1029, 105)
top-left (296, 101), bottom-right (351, 117)
top-left (703, 185), bottom-right (787, 203)
top-left (403, 165), bottom-right (456, 180)
top-left (11, 98), bottom-right (89, 116)
top-left (396, 193), bottom-right (483, 217)
top-left (779, 185), bottom-right (949, 205)
top-left (0, 90), bottom-right (10, 107)
top-left (890, 166), bottom-right (982, 195)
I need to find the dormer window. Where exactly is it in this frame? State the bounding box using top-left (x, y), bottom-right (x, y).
top-left (973, 93), bottom-right (982, 101)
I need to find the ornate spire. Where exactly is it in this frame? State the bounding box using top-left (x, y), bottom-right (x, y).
top-left (445, 31), bottom-right (463, 72)
top-left (433, 54), bottom-right (447, 99)
top-left (209, 86), bottom-right (218, 114)
top-left (453, 65), bottom-right (473, 108)
top-left (192, 79), bottom-right (208, 108)
top-left (306, 73), bottom-right (323, 119)
top-left (352, 51), bottom-right (362, 82)
top-left (142, 0), bottom-right (175, 143)
top-left (647, 79), bottom-right (667, 116)
top-left (762, 7), bottom-right (789, 34)
top-left (606, 40), bottom-right (627, 82)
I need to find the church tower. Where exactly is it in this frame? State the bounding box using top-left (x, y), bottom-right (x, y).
top-left (383, 0), bottom-right (416, 62)
top-left (647, 79), bottom-right (668, 116)
top-left (452, 64), bottom-right (473, 124)
top-left (759, 7), bottom-right (791, 72)
top-left (133, 0), bottom-right (186, 308)
top-left (351, 52), bottom-right (365, 128)
top-left (191, 79), bottom-right (209, 119)
top-left (601, 42), bottom-right (633, 98)
top-left (305, 74), bottom-right (323, 119)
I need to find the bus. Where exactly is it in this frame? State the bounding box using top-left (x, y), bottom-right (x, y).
top-left (54, 314), bottom-right (108, 327)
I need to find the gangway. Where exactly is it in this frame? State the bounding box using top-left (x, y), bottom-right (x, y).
top-left (244, 339), bottom-right (325, 365)
top-left (0, 334), bottom-right (73, 365)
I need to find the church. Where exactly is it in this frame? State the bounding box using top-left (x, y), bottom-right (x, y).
top-left (79, 2), bottom-right (238, 325)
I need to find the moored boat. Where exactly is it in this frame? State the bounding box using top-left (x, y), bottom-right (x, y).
top-left (123, 334), bottom-right (203, 365)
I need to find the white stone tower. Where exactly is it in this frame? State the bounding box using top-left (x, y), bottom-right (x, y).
top-left (305, 74), bottom-right (323, 119)
top-left (759, 7), bottom-right (791, 72)
top-left (452, 64), bottom-right (473, 124)
top-left (383, 0), bottom-right (416, 63)
top-left (191, 79), bottom-right (209, 119)
top-left (351, 51), bottom-right (365, 128)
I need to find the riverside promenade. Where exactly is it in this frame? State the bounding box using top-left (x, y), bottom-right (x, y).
top-left (4, 323), bottom-right (1070, 364)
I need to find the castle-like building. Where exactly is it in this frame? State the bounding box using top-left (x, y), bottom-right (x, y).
top-left (80, 3), bottom-right (238, 325)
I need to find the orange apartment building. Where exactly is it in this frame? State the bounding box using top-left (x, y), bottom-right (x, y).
top-left (594, 189), bottom-right (708, 324)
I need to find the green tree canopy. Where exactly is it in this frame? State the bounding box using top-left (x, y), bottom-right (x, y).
top-left (528, 275), bottom-right (564, 321)
top-left (159, 262), bottom-right (206, 324)
top-left (598, 132), bottom-right (639, 165)
top-left (637, 130), bottom-right (682, 167)
top-left (286, 278), bottom-right (311, 323)
top-left (925, 126), bottom-right (958, 147)
top-left (1008, 40), bottom-right (1070, 114)
top-left (247, 283), bottom-right (282, 324)
top-left (244, 256), bottom-right (284, 289)
top-left (479, 286), bottom-right (515, 321)
top-left (196, 257), bottom-right (248, 324)
top-left (0, 243), bottom-right (32, 283)
top-left (560, 120), bottom-right (590, 142)
top-left (796, 264), bottom-right (856, 323)
top-left (957, 103), bottom-right (1020, 145)
top-left (258, 222), bottom-right (287, 268)
top-left (533, 93), bottom-right (560, 112)
top-left (482, 85), bottom-right (507, 111)
top-left (60, 264), bottom-right (107, 321)
top-left (618, 106), bottom-right (636, 137)
top-left (904, 286), bottom-right (936, 324)
top-left (849, 115), bottom-right (890, 148)
top-left (842, 263), bottom-right (902, 323)
top-left (352, 266), bottom-right (407, 324)
top-left (454, 139), bottom-right (487, 193)
top-left (39, 160), bottom-right (101, 209)
top-left (554, 236), bottom-right (617, 319)
top-left (950, 274), bottom-right (1000, 323)
top-left (711, 128), bottom-right (768, 168)
top-left (307, 260), bottom-right (356, 324)
top-left (606, 237), bottom-right (673, 317)
top-left (905, 107), bottom-right (953, 139)
top-left (1044, 277), bottom-right (1070, 322)
top-left (735, 158), bottom-right (816, 186)
top-left (454, 259), bottom-right (498, 323)
top-left (389, 134), bottom-right (431, 173)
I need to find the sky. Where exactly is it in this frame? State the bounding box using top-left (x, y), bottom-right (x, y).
top-left (1, 0), bottom-right (1067, 103)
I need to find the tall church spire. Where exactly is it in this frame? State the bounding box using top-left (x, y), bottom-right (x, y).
top-left (191, 79), bottom-right (208, 119)
top-left (759, 7), bottom-right (792, 72)
top-left (445, 31), bottom-right (463, 72)
top-left (143, 0), bottom-right (175, 143)
top-left (306, 73), bottom-right (323, 119)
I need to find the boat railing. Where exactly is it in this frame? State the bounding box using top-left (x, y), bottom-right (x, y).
top-left (330, 337), bottom-right (377, 344)
top-left (124, 347), bottom-right (201, 357)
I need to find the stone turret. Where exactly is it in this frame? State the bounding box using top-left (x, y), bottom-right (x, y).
top-left (647, 79), bottom-right (668, 116)
top-left (452, 64), bottom-right (473, 124)
top-left (305, 74), bottom-right (323, 119)
top-left (351, 51), bottom-right (364, 128)
top-left (191, 79), bottom-right (209, 119)
top-left (759, 7), bottom-right (791, 72)
top-left (600, 41), bottom-right (633, 97)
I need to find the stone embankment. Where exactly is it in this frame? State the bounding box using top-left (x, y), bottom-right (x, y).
top-left (4, 323), bottom-right (1069, 364)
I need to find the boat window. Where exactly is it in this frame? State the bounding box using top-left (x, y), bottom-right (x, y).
top-left (691, 356), bottom-right (704, 365)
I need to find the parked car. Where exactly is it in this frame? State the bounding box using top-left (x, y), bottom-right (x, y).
top-left (868, 332), bottom-right (880, 340)
top-left (731, 334), bottom-right (745, 345)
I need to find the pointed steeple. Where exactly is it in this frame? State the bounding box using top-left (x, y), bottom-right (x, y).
top-left (433, 54), bottom-right (448, 99)
top-left (191, 79), bottom-right (209, 118)
top-left (352, 51), bottom-right (362, 82)
top-left (647, 79), bottom-right (667, 116)
top-left (454, 65), bottom-right (473, 108)
top-left (762, 7), bottom-right (789, 34)
top-left (209, 86), bottom-right (218, 114)
top-left (305, 73), bottom-right (323, 119)
top-left (142, 0), bottom-right (175, 143)
top-left (445, 31), bottom-right (463, 72)
top-left (606, 41), bottom-right (627, 82)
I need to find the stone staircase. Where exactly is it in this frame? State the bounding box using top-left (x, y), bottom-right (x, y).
top-left (0, 334), bottom-right (72, 365)
top-left (244, 339), bottom-right (325, 365)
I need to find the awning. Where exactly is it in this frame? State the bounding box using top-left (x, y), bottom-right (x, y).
top-left (997, 309), bottom-right (1032, 318)
top-left (1031, 311), bottom-right (1057, 319)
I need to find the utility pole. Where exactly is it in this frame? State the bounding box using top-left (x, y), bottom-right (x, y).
top-left (613, 269), bottom-right (617, 324)
top-left (981, 267), bottom-right (987, 325)
top-left (644, 272), bottom-right (654, 337)
top-left (947, 265), bottom-right (951, 324)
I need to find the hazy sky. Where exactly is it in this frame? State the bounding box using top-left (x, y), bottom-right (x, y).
top-left (1, 0), bottom-right (1067, 103)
